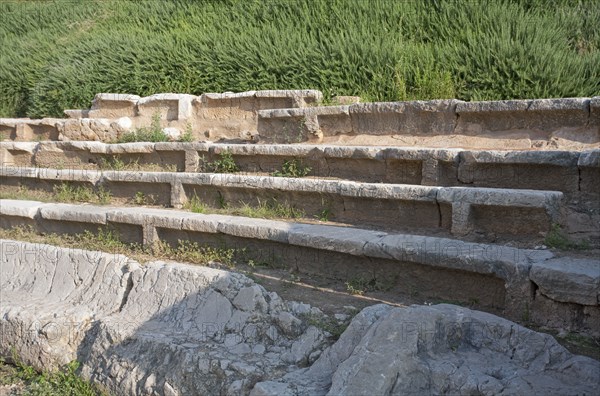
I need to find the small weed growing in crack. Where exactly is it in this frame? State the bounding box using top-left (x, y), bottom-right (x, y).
top-left (272, 159), bottom-right (312, 178)
top-left (96, 187), bottom-right (112, 205)
top-left (154, 240), bottom-right (236, 267)
top-left (208, 151), bottom-right (239, 173)
top-left (315, 207), bottom-right (332, 222)
top-left (52, 183), bottom-right (112, 205)
top-left (99, 156), bottom-right (129, 171)
top-left (184, 194), bottom-right (207, 213)
top-left (133, 191), bottom-right (146, 205)
top-left (235, 198), bottom-right (305, 219)
top-left (217, 192), bottom-right (228, 209)
top-left (116, 112), bottom-right (168, 143)
top-left (180, 123), bottom-right (194, 142)
top-left (300, 313), bottom-right (352, 341)
top-left (345, 276), bottom-right (393, 296)
top-left (544, 224), bottom-right (590, 250)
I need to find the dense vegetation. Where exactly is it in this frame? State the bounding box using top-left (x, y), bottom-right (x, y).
top-left (0, 0), bottom-right (598, 118)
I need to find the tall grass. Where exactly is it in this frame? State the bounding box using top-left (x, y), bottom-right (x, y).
top-left (0, 0), bottom-right (598, 118)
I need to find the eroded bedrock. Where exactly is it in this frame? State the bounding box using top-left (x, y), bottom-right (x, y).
top-left (254, 304), bottom-right (600, 396)
top-left (0, 240), bottom-right (329, 395)
top-left (1, 240), bottom-right (598, 395)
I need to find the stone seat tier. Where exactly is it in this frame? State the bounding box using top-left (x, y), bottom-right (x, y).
top-left (1, 199), bottom-right (598, 338)
top-left (0, 166), bottom-right (564, 240)
top-left (2, 95), bottom-right (598, 149)
top-left (1, 142), bottom-right (597, 193)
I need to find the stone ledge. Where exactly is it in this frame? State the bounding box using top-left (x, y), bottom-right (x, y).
top-left (437, 187), bottom-right (563, 209)
top-left (258, 106), bottom-right (350, 119)
top-left (578, 149), bottom-right (600, 167)
top-left (529, 97), bottom-right (590, 112)
top-left (456, 99), bottom-right (531, 113)
top-left (91, 93), bottom-right (140, 106)
top-left (0, 199), bottom-right (48, 218)
top-left (0, 200), bottom-right (551, 282)
top-left (459, 150), bottom-right (580, 166)
top-left (1, 167), bottom-right (567, 238)
top-left (349, 99), bottom-right (458, 114)
top-left (40, 203), bottom-right (109, 224)
top-left (530, 257), bottom-right (600, 305)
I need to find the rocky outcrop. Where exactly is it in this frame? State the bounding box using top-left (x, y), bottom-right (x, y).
top-left (254, 304), bottom-right (600, 396)
top-left (0, 240), bottom-right (330, 395)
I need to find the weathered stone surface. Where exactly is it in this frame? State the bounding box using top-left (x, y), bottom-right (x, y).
top-left (458, 150), bottom-right (581, 191)
top-left (254, 304), bottom-right (600, 395)
top-left (529, 97), bottom-right (589, 112)
top-left (91, 93), bottom-right (140, 108)
top-left (438, 187), bottom-right (563, 223)
top-left (137, 93), bottom-right (196, 121)
top-left (0, 240), bottom-right (137, 370)
top-left (38, 168), bottom-right (101, 183)
top-left (456, 98), bottom-right (593, 134)
top-left (216, 216), bottom-right (291, 243)
top-left (0, 141), bottom-right (594, 195)
top-left (578, 149), bottom-right (600, 168)
top-left (0, 199), bottom-right (45, 218)
top-left (1, 241), bottom-right (331, 395)
top-left (105, 141), bottom-right (155, 154)
top-left (39, 204), bottom-right (109, 224)
top-left (0, 141), bottom-right (39, 153)
top-left (0, 165), bottom-right (38, 178)
top-left (3, 199), bottom-right (597, 338)
top-left (63, 109), bottom-right (90, 118)
top-left (202, 91), bottom-right (258, 100)
top-left (162, 127), bottom-right (182, 141)
top-left (530, 257), bottom-right (600, 305)
top-left (349, 99), bottom-right (458, 136)
top-left (460, 149), bottom-right (580, 167)
top-left (58, 118), bottom-right (121, 141)
top-left (288, 223), bottom-right (384, 256)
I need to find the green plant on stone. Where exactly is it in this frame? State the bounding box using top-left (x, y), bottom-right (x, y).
top-left (300, 313), bottom-right (350, 341)
top-left (315, 207), bottom-right (332, 222)
top-left (272, 159), bottom-right (312, 178)
top-left (184, 194), bottom-right (207, 213)
top-left (208, 151), bottom-right (239, 173)
top-left (116, 112), bottom-right (168, 143)
top-left (133, 191), bottom-right (146, 205)
top-left (99, 156), bottom-right (128, 171)
top-left (2, 352), bottom-right (103, 396)
top-left (155, 240), bottom-right (236, 267)
top-left (179, 123), bottom-right (194, 142)
top-left (236, 198), bottom-right (305, 219)
top-left (217, 191), bottom-right (228, 209)
top-left (345, 276), bottom-right (391, 296)
top-left (96, 187), bottom-right (112, 205)
top-left (53, 183), bottom-right (96, 203)
top-left (544, 224), bottom-right (590, 250)
top-left (77, 228), bottom-right (132, 253)
top-left (315, 198), bottom-right (333, 222)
